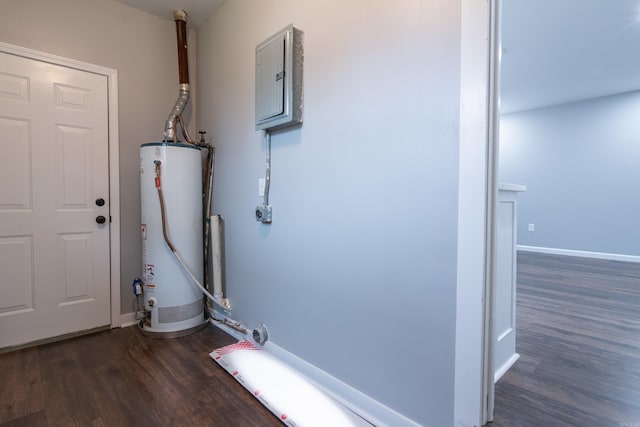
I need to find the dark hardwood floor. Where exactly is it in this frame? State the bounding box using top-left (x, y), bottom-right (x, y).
top-left (5, 252), bottom-right (639, 427)
top-left (0, 324), bottom-right (282, 426)
top-left (492, 251), bottom-right (640, 427)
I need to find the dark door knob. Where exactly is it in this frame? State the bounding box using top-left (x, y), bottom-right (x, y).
top-left (96, 215), bottom-right (106, 224)
top-left (96, 198), bottom-right (105, 206)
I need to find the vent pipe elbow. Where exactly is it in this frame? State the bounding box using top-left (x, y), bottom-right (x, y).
top-left (164, 84), bottom-right (190, 142)
top-left (164, 9), bottom-right (191, 142)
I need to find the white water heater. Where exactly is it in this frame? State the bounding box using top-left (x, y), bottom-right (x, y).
top-left (139, 142), bottom-right (206, 335)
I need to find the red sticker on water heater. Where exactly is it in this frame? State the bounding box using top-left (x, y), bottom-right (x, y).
top-left (143, 263), bottom-right (155, 282)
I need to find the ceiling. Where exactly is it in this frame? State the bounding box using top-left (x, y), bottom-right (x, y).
top-left (501, 0), bottom-right (640, 113)
top-left (113, 0), bottom-right (224, 27)
top-left (114, 0), bottom-right (640, 114)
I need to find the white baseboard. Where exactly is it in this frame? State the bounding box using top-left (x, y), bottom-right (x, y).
top-left (517, 245), bottom-right (640, 263)
top-left (208, 320), bottom-right (421, 427)
top-left (494, 353), bottom-right (519, 383)
top-left (119, 312), bottom-right (138, 328)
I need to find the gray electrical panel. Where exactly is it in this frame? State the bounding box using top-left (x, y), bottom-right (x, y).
top-left (255, 24), bottom-right (303, 131)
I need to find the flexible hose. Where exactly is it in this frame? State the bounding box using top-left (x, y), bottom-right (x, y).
top-left (156, 188), bottom-right (177, 253)
top-left (154, 161), bottom-right (176, 252)
top-left (173, 248), bottom-right (216, 302)
top-left (164, 86), bottom-right (191, 141)
top-left (154, 160), bottom-right (222, 306)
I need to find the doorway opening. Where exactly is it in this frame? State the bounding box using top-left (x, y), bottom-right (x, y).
top-left (485, 1), bottom-right (640, 424)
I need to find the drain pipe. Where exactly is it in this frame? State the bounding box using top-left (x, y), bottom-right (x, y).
top-left (164, 9), bottom-right (191, 143)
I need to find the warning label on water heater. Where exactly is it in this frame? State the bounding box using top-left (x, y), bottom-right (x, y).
top-left (143, 263), bottom-right (155, 283)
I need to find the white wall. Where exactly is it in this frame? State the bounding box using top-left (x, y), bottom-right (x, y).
top-left (500, 91), bottom-right (640, 256)
top-left (198, 1), bottom-right (463, 425)
top-left (0, 0), bottom-right (197, 314)
top-left (0, 1), bottom-right (491, 425)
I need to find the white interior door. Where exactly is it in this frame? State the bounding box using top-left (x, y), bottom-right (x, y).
top-left (0, 51), bottom-right (111, 349)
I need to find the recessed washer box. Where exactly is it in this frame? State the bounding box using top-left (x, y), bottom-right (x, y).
top-left (255, 24), bottom-right (303, 131)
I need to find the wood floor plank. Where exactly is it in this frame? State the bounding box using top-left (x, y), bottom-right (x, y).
top-left (37, 334), bottom-right (105, 425)
top-left (0, 411), bottom-right (48, 427)
top-left (0, 348), bottom-right (43, 424)
top-left (492, 251), bottom-right (640, 427)
top-left (0, 324), bottom-right (282, 427)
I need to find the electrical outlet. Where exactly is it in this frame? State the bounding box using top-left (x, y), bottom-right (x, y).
top-left (528, 224), bottom-right (535, 232)
top-left (255, 205), bottom-right (272, 223)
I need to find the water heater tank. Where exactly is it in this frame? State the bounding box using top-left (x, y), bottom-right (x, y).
top-left (139, 142), bottom-right (205, 336)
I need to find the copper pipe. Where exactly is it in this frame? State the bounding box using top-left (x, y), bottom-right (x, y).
top-left (154, 161), bottom-right (177, 253)
top-left (174, 10), bottom-right (189, 85)
top-left (176, 114), bottom-right (195, 144)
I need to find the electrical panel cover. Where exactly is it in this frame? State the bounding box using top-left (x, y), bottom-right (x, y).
top-left (255, 25), bottom-right (303, 131)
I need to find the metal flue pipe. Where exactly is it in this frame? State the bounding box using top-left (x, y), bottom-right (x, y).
top-left (174, 9), bottom-right (189, 85)
top-left (163, 9), bottom-right (192, 142)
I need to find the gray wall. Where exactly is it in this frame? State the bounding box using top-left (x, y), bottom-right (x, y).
top-left (198, 1), bottom-right (461, 425)
top-left (500, 90), bottom-right (640, 256)
top-left (0, 0), bottom-right (197, 313)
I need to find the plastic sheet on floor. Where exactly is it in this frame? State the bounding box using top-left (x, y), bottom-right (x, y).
top-left (210, 340), bottom-right (372, 427)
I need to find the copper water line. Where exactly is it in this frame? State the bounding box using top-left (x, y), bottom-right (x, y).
top-left (154, 161), bottom-right (176, 253)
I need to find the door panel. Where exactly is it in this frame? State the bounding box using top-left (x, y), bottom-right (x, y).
top-left (0, 117), bottom-right (31, 208)
top-left (0, 236), bottom-right (34, 314)
top-left (58, 233), bottom-right (93, 304)
top-left (0, 51), bottom-right (110, 349)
